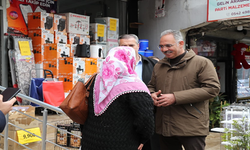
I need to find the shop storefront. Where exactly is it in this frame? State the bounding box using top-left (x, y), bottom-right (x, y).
top-left (138, 0), bottom-right (250, 103)
top-left (0, 0), bottom-right (131, 88)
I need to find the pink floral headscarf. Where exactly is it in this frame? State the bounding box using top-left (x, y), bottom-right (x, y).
top-left (93, 46), bottom-right (150, 116)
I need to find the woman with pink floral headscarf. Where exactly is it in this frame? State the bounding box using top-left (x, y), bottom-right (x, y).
top-left (80, 46), bottom-right (154, 150)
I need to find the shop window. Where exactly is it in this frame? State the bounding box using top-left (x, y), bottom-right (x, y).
top-left (189, 37), bottom-right (217, 57)
top-left (237, 59), bottom-right (250, 100)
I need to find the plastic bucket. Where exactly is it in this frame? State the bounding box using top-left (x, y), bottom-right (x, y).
top-left (138, 50), bottom-right (145, 56)
top-left (144, 50), bottom-right (154, 57)
top-left (139, 39), bottom-right (149, 51)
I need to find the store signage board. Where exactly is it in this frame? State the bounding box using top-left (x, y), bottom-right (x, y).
top-left (6, 0), bottom-right (57, 35)
top-left (207, 0), bottom-right (250, 22)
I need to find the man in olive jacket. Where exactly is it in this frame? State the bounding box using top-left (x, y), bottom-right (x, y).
top-left (148, 30), bottom-right (220, 150)
top-left (118, 34), bottom-right (159, 150)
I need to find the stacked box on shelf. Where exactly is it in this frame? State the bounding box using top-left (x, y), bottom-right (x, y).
top-left (54, 31), bottom-right (67, 44)
top-left (58, 57), bottom-right (85, 92)
top-left (53, 14), bottom-right (67, 33)
top-left (43, 43), bottom-right (71, 78)
top-left (67, 33), bottom-right (90, 45)
top-left (53, 14), bottom-right (67, 45)
top-left (28, 29), bottom-right (54, 75)
top-left (89, 23), bottom-right (108, 57)
top-left (60, 12), bottom-right (90, 35)
top-left (28, 12), bottom-right (54, 34)
top-left (95, 17), bottom-right (119, 56)
top-left (58, 57), bottom-right (99, 92)
top-left (90, 23), bottom-right (107, 44)
top-left (28, 29), bottom-right (54, 46)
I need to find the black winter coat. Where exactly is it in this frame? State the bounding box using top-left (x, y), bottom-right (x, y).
top-left (140, 55), bottom-right (158, 85)
top-left (81, 78), bottom-right (155, 150)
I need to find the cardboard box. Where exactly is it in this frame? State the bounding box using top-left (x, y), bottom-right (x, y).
top-left (43, 60), bottom-right (59, 78)
top-left (95, 17), bottom-right (119, 42)
top-left (90, 23), bottom-right (107, 44)
top-left (97, 58), bottom-right (104, 72)
top-left (67, 33), bottom-right (90, 45)
top-left (53, 14), bottom-right (67, 33)
top-left (70, 44), bottom-right (77, 57)
top-left (106, 41), bottom-right (119, 53)
top-left (60, 12), bottom-right (90, 35)
top-left (85, 58), bottom-right (98, 75)
top-left (58, 57), bottom-right (85, 75)
top-left (28, 29), bottom-right (54, 46)
top-left (28, 12), bottom-right (54, 34)
top-left (44, 43), bottom-right (70, 61)
top-left (59, 74), bottom-right (74, 92)
top-left (33, 45), bottom-right (44, 64)
top-left (59, 73), bottom-right (88, 92)
top-left (7, 106), bottom-right (38, 130)
top-left (54, 31), bottom-right (67, 44)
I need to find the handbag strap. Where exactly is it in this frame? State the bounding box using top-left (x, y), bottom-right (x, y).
top-left (85, 73), bottom-right (97, 97)
top-left (85, 73), bottom-right (97, 90)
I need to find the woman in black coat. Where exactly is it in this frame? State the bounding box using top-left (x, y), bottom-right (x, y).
top-left (81, 46), bottom-right (155, 150)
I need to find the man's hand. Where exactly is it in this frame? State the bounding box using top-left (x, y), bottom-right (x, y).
top-left (0, 95), bottom-right (16, 115)
top-left (154, 93), bottom-right (176, 107)
top-left (151, 90), bottom-right (161, 106)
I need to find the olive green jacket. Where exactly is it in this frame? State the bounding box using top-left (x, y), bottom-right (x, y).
top-left (148, 49), bottom-right (220, 136)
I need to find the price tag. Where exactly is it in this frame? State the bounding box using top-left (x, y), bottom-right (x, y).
top-left (18, 41), bottom-right (31, 56)
top-left (109, 19), bottom-right (117, 31)
top-left (97, 24), bottom-right (105, 37)
top-left (17, 127), bottom-right (42, 144)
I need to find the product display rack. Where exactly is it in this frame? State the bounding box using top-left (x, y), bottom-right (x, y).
top-left (211, 103), bottom-right (250, 150)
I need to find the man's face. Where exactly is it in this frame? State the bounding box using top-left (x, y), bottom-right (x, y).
top-left (159, 34), bottom-right (185, 59)
top-left (119, 38), bottom-right (140, 55)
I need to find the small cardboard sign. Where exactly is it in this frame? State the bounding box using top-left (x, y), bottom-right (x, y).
top-left (17, 127), bottom-right (41, 144)
top-left (18, 41), bottom-right (31, 56)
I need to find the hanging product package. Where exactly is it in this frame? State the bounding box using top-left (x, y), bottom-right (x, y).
top-left (43, 80), bottom-right (64, 107)
top-left (29, 78), bottom-right (44, 107)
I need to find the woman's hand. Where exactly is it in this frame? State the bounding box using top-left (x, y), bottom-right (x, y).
top-left (0, 95), bottom-right (16, 115)
top-left (138, 144), bottom-right (144, 150)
